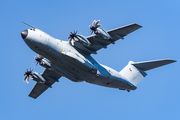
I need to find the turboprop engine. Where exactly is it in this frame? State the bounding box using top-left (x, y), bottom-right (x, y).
top-left (68, 31), bottom-right (91, 46)
top-left (89, 20), bottom-right (112, 39)
top-left (23, 68), bottom-right (52, 88)
top-left (34, 54), bottom-right (51, 68)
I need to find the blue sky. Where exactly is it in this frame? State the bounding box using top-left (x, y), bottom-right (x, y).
top-left (1, 0), bottom-right (180, 120)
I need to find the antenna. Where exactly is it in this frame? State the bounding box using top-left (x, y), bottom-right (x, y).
top-left (22, 22), bottom-right (37, 29)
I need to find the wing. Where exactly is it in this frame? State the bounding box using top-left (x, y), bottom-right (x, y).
top-left (79, 23), bottom-right (142, 54)
top-left (28, 69), bottom-right (61, 99)
top-left (28, 83), bottom-right (49, 99)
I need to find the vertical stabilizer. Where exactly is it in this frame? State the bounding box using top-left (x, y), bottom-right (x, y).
top-left (119, 61), bottom-right (147, 86)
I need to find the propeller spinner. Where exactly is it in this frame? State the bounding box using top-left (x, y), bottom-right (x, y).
top-left (23, 68), bottom-right (33, 83)
top-left (68, 30), bottom-right (79, 46)
top-left (34, 54), bottom-right (44, 66)
top-left (89, 20), bottom-right (102, 34)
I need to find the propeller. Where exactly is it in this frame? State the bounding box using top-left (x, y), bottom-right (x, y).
top-left (34, 54), bottom-right (44, 66)
top-left (89, 20), bottom-right (102, 34)
top-left (67, 30), bottom-right (79, 46)
top-left (23, 68), bottom-right (33, 83)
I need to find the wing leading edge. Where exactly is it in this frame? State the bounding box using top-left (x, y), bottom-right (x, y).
top-left (29, 69), bottom-right (61, 99)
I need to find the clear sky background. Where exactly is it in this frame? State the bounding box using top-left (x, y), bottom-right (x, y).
top-left (1, 0), bottom-right (180, 120)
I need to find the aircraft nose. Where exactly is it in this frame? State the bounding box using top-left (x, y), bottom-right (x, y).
top-left (21, 30), bottom-right (28, 39)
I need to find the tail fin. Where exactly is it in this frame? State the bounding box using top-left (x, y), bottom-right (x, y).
top-left (119, 59), bottom-right (176, 86)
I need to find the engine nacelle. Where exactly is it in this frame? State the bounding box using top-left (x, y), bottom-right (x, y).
top-left (31, 72), bottom-right (52, 88)
top-left (97, 28), bottom-right (112, 39)
top-left (31, 72), bottom-right (46, 82)
top-left (76, 34), bottom-right (91, 46)
top-left (39, 59), bottom-right (51, 68)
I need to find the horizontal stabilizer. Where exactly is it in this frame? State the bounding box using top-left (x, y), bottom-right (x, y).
top-left (120, 59), bottom-right (176, 86)
top-left (132, 59), bottom-right (176, 71)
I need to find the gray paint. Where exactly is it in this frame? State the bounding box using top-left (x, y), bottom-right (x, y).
top-left (21, 23), bottom-right (176, 99)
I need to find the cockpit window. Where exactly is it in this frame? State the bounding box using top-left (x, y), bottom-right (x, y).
top-left (30, 28), bottom-right (35, 31)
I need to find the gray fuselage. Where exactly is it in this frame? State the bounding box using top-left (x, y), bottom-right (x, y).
top-left (22, 28), bottom-right (136, 91)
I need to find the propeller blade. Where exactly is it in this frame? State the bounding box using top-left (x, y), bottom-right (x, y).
top-left (68, 36), bottom-right (71, 40)
top-left (38, 54), bottom-right (44, 59)
top-left (27, 76), bottom-right (29, 83)
top-left (24, 75), bottom-right (27, 82)
top-left (71, 39), bottom-right (75, 46)
top-left (92, 20), bottom-right (96, 27)
top-left (95, 20), bottom-right (100, 26)
top-left (34, 54), bottom-right (44, 66)
top-left (89, 20), bottom-right (102, 35)
top-left (97, 24), bottom-right (102, 27)
top-left (23, 68), bottom-right (33, 83)
top-left (91, 31), bottom-right (93, 35)
top-left (68, 30), bottom-right (80, 45)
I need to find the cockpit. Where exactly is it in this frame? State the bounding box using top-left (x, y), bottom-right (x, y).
top-left (30, 28), bottom-right (36, 31)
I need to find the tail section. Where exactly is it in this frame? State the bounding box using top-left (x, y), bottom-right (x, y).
top-left (119, 61), bottom-right (147, 86)
top-left (120, 59), bottom-right (176, 86)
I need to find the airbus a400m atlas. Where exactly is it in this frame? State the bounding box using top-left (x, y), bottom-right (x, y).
top-left (21, 20), bottom-right (176, 99)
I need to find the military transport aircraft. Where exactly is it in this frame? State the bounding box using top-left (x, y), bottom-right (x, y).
top-left (21, 20), bottom-right (176, 99)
